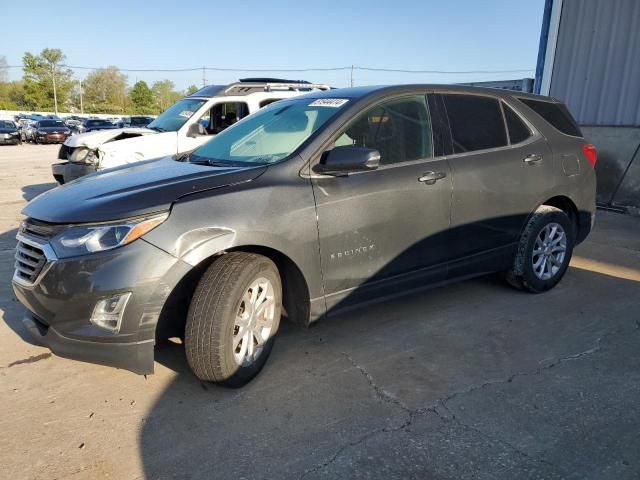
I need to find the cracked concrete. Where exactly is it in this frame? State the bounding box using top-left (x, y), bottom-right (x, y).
top-left (1, 144), bottom-right (640, 479)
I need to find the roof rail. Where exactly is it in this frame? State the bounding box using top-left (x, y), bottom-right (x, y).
top-left (224, 82), bottom-right (330, 95)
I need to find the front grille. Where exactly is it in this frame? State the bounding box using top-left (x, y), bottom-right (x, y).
top-left (14, 219), bottom-right (60, 286)
top-left (21, 219), bottom-right (61, 238)
top-left (15, 240), bottom-right (47, 284)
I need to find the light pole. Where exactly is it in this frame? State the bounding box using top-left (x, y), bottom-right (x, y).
top-left (51, 64), bottom-right (58, 116)
top-left (78, 79), bottom-right (84, 115)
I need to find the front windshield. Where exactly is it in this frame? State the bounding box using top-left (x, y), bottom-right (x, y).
top-left (148, 98), bottom-right (206, 132)
top-left (0, 120), bottom-right (16, 129)
top-left (190, 98), bottom-right (348, 164)
top-left (86, 120), bottom-right (111, 127)
top-left (39, 120), bottom-right (65, 128)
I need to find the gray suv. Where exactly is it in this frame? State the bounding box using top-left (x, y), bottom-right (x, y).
top-left (12, 85), bottom-right (597, 386)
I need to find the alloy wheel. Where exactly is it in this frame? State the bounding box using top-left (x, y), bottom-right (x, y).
top-left (232, 277), bottom-right (276, 366)
top-left (532, 222), bottom-right (567, 280)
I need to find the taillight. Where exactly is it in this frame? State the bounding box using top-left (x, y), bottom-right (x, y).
top-left (582, 144), bottom-right (597, 168)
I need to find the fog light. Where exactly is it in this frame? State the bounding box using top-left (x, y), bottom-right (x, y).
top-left (90, 292), bottom-right (131, 333)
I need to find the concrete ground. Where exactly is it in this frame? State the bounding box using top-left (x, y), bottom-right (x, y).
top-left (0, 144), bottom-right (639, 480)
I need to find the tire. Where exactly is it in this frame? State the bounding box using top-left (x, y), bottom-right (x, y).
top-left (185, 252), bottom-right (282, 387)
top-left (506, 206), bottom-right (574, 293)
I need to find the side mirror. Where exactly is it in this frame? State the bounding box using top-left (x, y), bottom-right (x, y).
top-left (313, 146), bottom-right (380, 175)
top-left (187, 122), bottom-right (207, 138)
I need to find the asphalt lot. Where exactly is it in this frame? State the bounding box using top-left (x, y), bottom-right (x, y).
top-left (0, 143), bottom-right (639, 480)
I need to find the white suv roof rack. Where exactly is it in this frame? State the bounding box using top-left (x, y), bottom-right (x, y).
top-left (224, 82), bottom-right (330, 95)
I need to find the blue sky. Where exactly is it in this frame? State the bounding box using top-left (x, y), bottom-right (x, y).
top-left (2, 0), bottom-right (545, 90)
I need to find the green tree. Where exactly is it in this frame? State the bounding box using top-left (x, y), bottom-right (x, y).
top-left (82, 66), bottom-right (128, 114)
top-left (129, 80), bottom-right (155, 114)
top-left (0, 81), bottom-right (26, 110)
top-left (22, 48), bottom-right (73, 112)
top-left (152, 79), bottom-right (181, 111)
top-left (184, 84), bottom-right (199, 96)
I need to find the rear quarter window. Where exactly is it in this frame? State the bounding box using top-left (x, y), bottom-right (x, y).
top-left (519, 98), bottom-right (582, 137)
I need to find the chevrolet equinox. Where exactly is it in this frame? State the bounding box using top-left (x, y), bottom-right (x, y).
top-left (13, 85), bottom-right (597, 386)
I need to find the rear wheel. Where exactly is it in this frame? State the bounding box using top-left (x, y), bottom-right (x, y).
top-left (506, 206), bottom-right (574, 293)
top-left (185, 252), bottom-right (282, 387)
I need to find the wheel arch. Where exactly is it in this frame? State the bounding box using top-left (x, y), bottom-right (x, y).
top-left (154, 245), bottom-right (312, 343)
top-left (541, 195), bottom-right (579, 233)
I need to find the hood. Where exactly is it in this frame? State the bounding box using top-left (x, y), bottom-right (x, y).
top-left (23, 158), bottom-right (267, 224)
top-left (64, 127), bottom-right (156, 148)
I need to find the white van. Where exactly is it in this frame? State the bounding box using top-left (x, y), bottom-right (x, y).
top-left (52, 79), bottom-right (329, 184)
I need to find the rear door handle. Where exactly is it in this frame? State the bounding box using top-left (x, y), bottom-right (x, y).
top-left (418, 171), bottom-right (447, 185)
top-left (523, 154), bottom-right (543, 165)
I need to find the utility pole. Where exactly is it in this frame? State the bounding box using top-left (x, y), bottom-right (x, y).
top-left (350, 65), bottom-right (354, 87)
top-left (51, 64), bottom-right (58, 115)
top-left (202, 66), bottom-right (207, 87)
top-left (78, 79), bottom-right (84, 115)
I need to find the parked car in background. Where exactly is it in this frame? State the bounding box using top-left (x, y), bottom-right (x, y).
top-left (124, 116), bottom-right (155, 128)
top-left (64, 119), bottom-right (86, 135)
top-left (51, 78), bottom-right (329, 184)
top-left (83, 119), bottom-right (122, 133)
top-left (21, 120), bottom-right (38, 142)
top-left (15, 85), bottom-right (597, 386)
top-left (32, 120), bottom-right (72, 144)
top-left (0, 119), bottom-right (22, 145)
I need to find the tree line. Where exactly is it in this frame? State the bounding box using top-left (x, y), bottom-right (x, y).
top-left (0, 49), bottom-right (199, 115)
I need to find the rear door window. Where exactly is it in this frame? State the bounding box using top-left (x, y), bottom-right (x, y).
top-left (259, 99), bottom-right (281, 108)
top-left (442, 94), bottom-right (508, 153)
top-left (502, 103), bottom-right (533, 144)
top-left (518, 98), bottom-right (582, 137)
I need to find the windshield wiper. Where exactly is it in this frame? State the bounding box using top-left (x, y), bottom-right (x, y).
top-left (207, 159), bottom-right (244, 167)
top-left (148, 126), bottom-right (166, 132)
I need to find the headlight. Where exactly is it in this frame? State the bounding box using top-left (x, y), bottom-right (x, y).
top-left (50, 212), bottom-right (168, 258)
top-left (85, 149), bottom-right (98, 164)
top-left (70, 147), bottom-right (97, 163)
top-left (10, 131), bottom-right (18, 136)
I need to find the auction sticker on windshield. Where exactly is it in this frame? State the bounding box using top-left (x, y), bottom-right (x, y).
top-left (309, 99), bottom-right (349, 108)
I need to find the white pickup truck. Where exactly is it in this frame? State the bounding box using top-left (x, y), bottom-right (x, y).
top-left (52, 79), bottom-right (329, 184)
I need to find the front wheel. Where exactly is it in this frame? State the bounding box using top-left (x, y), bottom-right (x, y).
top-left (185, 252), bottom-right (282, 387)
top-left (506, 206), bottom-right (575, 293)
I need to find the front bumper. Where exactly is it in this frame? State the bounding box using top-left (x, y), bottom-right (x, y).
top-left (23, 312), bottom-right (155, 374)
top-left (52, 161), bottom-right (97, 184)
top-left (12, 237), bottom-right (192, 375)
top-left (37, 134), bottom-right (69, 143)
top-left (0, 135), bottom-right (20, 144)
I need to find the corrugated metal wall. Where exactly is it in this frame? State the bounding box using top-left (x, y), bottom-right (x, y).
top-left (550, 0), bottom-right (640, 126)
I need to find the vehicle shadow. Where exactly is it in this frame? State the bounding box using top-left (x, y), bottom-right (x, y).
top-left (140, 256), bottom-right (640, 479)
top-left (22, 182), bottom-right (58, 202)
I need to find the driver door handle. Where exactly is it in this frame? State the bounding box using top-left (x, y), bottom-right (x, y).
top-left (418, 171), bottom-right (447, 185)
top-left (523, 154), bottom-right (543, 165)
